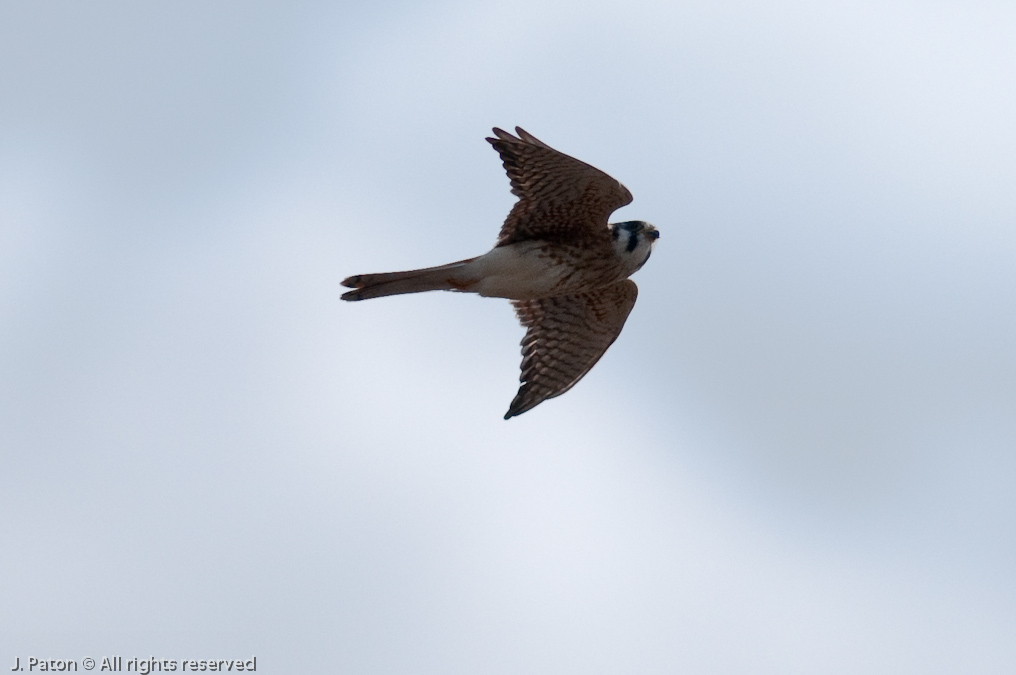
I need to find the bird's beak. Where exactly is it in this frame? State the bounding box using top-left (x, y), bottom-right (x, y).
top-left (646, 230), bottom-right (660, 241)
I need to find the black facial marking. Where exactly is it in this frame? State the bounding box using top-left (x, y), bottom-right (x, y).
top-left (612, 225), bottom-right (620, 240)
top-left (626, 232), bottom-right (639, 253)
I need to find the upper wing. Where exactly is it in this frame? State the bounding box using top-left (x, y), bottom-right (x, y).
top-left (505, 280), bottom-right (638, 419)
top-left (487, 127), bottom-right (633, 248)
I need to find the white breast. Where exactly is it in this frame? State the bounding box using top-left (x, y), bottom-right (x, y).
top-left (465, 242), bottom-right (571, 299)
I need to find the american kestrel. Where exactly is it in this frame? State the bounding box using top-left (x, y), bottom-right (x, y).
top-left (342, 127), bottom-right (659, 419)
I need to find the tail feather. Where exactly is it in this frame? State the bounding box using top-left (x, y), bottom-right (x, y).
top-left (341, 259), bottom-right (476, 301)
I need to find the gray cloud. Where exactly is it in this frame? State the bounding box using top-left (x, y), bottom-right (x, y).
top-left (2, 0), bottom-right (1015, 672)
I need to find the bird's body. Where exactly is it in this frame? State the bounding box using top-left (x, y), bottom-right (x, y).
top-left (342, 127), bottom-right (659, 418)
top-left (343, 236), bottom-right (651, 301)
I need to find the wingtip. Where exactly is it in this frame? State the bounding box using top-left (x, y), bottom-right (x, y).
top-left (514, 127), bottom-right (546, 147)
top-left (504, 401), bottom-right (539, 419)
top-left (489, 126), bottom-right (514, 142)
top-left (503, 394), bottom-right (524, 420)
top-left (503, 390), bottom-right (538, 419)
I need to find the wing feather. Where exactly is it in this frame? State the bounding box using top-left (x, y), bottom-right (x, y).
top-left (505, 280), bottom-right (638, 419)
top-left (486, 127), bottom-right (633, 248)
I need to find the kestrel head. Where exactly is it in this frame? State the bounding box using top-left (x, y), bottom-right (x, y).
top-left (611, 220), bottom-right (659, 275)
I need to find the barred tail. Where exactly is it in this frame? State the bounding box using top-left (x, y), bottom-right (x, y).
top-left (340, 259), bottom-right (476, 301)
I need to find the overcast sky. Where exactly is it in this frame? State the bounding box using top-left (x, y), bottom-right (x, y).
top-left (2, 1), bottom-right (1015, 673)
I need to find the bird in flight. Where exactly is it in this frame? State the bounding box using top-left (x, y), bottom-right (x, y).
top-left (342, 127), bottom-right (659, 419)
